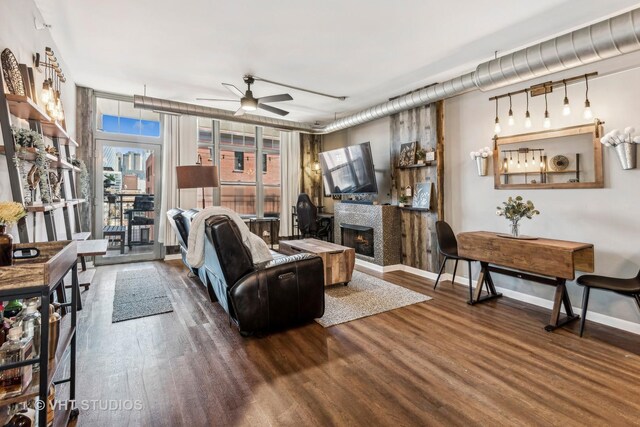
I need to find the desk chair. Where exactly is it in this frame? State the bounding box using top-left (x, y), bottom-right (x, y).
top-left (434, 221), bottom-right (476, 303)
top-left (296, 194), bottom-right (330, 240)
top-left (577, 270), bottom-right (640, 337)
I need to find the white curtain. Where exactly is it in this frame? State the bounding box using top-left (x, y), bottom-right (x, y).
top-left (158, 115), bottom-right (197, 244)
top-left (279, 131), bottom-right (301, 237)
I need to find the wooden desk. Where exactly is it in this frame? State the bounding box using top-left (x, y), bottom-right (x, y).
top-left (458, 231), bottom-right (594, 331)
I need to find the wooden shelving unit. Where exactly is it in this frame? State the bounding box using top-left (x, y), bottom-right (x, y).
top-left (5, 93), bottom-right (49, 121)
top-left (0, 241), bottom-right (79, 426)
top-left (397, 162), bottom-right (433, 170)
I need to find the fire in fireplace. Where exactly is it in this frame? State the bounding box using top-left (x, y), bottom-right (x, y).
top-left (340, 224), bottom-right (374, 257)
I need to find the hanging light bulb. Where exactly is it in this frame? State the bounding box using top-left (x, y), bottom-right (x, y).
top-left (41, 79), bottom-right (51, 104)
top-left (507, 93), bottom-right (515, 126)
top-left (517, 152), bottom-right (521, 168)
top-left (583, 74), bottom-right (593, 120)
top-left (524, 90), bottom-right (532, 129)
top-left (562, 80), bottom-right (571, 116)
top-left (494, 98), bottom-right (501, 134)
top-left (509, 152), bottom-right (513, 165)
top-left (503, 157), bottom-right (508, 171)
top-left (543, 88), bottom-right (551, 129)
top-left (524, 152), bottom-right (529, 168)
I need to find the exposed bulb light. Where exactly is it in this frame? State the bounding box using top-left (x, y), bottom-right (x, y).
top-left (583, 74), bottom-right (593, 120)
top-left (509, 152), bottom-right (513, 165)
top-left (517, 153), bottom-right (521, 168)
top-left (562, 80), bottom-right (571, 116)
top-left (524, 153), bottom-right (528, 168)
top-left (507, 94), bottom-right (515, 126)
top-left (494, 98), bottom-right (501, 134)
top-left (543, 88), bottom-right (551, 129)
top-left (524, 90), bottom-right (532, 128)
top-left (40, 79), bottom-right (51, 104)
top-left (503, 157), bottom-right (508, 171)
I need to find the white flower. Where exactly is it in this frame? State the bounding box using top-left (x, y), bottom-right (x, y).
top-left (496, 210), bottom-right (503, 216)
top-left (483, 146), bottom-right (491, 153)
top-left (611, 129), bottom-right (621, 137)
top-left (624, 126), bottom-right (635, 135)
top-left (633, 136), bottom-right (640, 143)
top-left (469, 151), bottom-right (476, 159)
top-left (481, 152), bottom-right (489, 158)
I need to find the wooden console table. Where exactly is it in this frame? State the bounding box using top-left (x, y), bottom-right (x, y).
top-left (458, 231), bottom-right (594, 331)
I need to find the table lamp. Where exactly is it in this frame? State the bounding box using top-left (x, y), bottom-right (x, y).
top-left (176, 164), bottom-right (219, 208)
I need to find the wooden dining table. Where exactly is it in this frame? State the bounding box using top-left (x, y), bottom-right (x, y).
top-left (457, 231), bottom-right (594, 331)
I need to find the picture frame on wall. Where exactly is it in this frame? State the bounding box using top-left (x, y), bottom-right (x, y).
top-left (399, 141), bottom-right (417, 167)
top-left (413, 182), bottom-right (433, 209)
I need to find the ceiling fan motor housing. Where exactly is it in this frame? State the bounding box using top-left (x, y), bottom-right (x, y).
top-left (241, 90), bottom-right (258, 111)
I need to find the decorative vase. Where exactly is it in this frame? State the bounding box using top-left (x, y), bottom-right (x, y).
top-left (476, 157), bottom-right (489, 176)
top-left (614, 142), bottom-right (637, 170)
top-left (0, 225), bottom-right (13, 266)
top-left (510, 220), bottom-right (520, 238)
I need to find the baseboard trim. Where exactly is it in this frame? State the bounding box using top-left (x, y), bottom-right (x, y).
top-left (164, 254), bottom-right (182, 261)
top-left (354, 260), bottom-right (640, 335)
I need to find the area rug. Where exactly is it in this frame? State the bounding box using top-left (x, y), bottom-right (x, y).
top-left (112, 268), bottom-right (174, 323)
top-left (316, 270), bottom-right (431, 327)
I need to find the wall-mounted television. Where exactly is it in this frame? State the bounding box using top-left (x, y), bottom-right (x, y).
top-left (320, 142), bottom-right (378, 195)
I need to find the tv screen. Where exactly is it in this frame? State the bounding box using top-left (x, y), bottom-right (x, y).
top-left (319, 142), bottom-right (378, 195)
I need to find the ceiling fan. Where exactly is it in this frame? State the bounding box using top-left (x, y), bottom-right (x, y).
top-left (197, 76), bottom-right (293, 117)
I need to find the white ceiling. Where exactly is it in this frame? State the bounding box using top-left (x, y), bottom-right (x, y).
top-left (34, 0), bottom-right (640, 124)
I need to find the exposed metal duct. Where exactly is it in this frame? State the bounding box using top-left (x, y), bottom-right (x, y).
top-left (136, 8), bottom-right (640, 135)
top-left (133, 95), bottom-right (315, 132)
top-left (321, 7), bottom-right (640, 134)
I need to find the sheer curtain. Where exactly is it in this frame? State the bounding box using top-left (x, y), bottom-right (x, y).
top-left (279, 131), bottom-right (301, 237)
top-left (158, 114), bottom-right (197, 244)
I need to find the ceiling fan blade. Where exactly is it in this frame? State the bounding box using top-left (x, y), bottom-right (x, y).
top-left (196, 98), bottom-right (240, 102)
top-left (234, 107), bottom-right (246, 116)
top-left (258, 103), bottom-right (289, 116)
top-left (257, 93), bottom-right (293, 104)
top-left (222, 83), bottom-right (245, 98)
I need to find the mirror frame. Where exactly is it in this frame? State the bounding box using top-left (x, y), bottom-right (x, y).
top-left (493, 120), bottom-right (604, 190)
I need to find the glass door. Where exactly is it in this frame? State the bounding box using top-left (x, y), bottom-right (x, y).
top-left (95, 139), bottom-right (162, 264)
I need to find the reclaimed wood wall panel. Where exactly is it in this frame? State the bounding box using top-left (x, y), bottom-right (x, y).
top-left (75, 86), bottom-right (95, 233)
top-left (391, 101), bottom-right (444, 271)
top-left (300, 133), bottom-right (323, 203)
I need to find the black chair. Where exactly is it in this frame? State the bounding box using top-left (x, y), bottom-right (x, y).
top-left (433, 221), bottom-right (476, 303)
top-left (576, 270), bottom-right (640, 337)
top-left (296, 194), bottom-right (330, 240)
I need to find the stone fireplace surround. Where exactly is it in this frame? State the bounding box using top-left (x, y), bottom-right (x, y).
top-left (334, 203), bottom-right (401, 266)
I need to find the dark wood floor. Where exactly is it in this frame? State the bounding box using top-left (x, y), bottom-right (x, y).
top-left (72, 260), bottom-right (640, 426)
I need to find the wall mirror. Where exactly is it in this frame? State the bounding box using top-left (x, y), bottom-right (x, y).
top-left (493, 120), bottom-right (604, 189)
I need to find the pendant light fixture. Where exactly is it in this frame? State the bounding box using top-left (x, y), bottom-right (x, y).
top-left (562, 80), bottom-right (571, 116)
top-left (507, 93), bottom-right (515, 126)
top-left (509, 151), bottom-right (513, 165)
top-left (543, 87), bottom-right (551, 129)
top-left (494, 98), bottom-right (501, 134)
top-left (583, 74), bottom-right (593, 119)
top-left (524, 151), bottom-right (529, 168)
top-left (524, 89), bottom-right (532, 129)
top-left (517, 152), bottom-right (521, 168)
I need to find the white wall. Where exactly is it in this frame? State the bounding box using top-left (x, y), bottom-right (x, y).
top-left (322, 117), bottom-right (392, 212)
top-left (445, 51), bottom-right (640, 326)
top-left (0, 0), bottom-right (77, 240)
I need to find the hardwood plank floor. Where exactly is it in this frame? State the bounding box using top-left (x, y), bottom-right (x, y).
top-left (71, 260), bottom-right (640, 426)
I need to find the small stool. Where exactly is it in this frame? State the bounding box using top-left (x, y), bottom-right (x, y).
top-left (103, 225), bottom-right (126, 254)
top-left (576, 269), bottom-right (640, 336)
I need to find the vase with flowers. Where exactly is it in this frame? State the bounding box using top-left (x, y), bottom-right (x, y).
top-left (470, 146), bottom-right (492, 176)
top-left (0, 201), bottom-right (27, 266)
top-left (600, 127), bottom-right (640, 170)
top-left (496, 196), bottom-right (540, 238)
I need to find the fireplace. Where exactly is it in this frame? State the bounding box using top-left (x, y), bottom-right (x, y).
top-left (340, 224), bottom-right (374, 257)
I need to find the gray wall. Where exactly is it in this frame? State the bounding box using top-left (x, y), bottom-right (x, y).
top-left (445, 50), bottom-right (640, 328)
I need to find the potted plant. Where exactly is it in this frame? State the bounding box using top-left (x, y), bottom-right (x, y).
top-left (0, 201), bottom-right (26, 266)
top-left (416, 148), bottom-right (426, 165)
top-left (600, 127), bottom-right (640, 170)
top-left (496, 196), bottom-right (540, 238)
top-left (469, 147), bottom-right (492, 176)
top-left (398, 194), bottom-right (408, 208)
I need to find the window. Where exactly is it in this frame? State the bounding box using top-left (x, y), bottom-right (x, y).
top-left (196, 119), bottom-right (281, 217)
top-left (234, 151), bottom-right (245, 172)
top-left (96, 97), bottom-right (160, 137)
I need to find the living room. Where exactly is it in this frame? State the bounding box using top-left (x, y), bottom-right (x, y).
top-left (0, 0), bottom-right (639, 426)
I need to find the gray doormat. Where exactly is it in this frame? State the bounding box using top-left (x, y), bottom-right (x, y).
top-left (112, 268), bottom-right (174, 323)
top-left (316, 270), bottom-right (432, 327)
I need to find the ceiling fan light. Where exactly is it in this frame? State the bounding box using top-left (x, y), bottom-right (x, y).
top-left (241, 97), bottom-right (258, 111)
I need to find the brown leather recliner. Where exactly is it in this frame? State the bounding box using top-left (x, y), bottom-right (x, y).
top-left (201, 215), bottom-right (325, 336)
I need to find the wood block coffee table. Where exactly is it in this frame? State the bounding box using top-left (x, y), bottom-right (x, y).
top-left (279, 238), bottom-right (355, 286)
